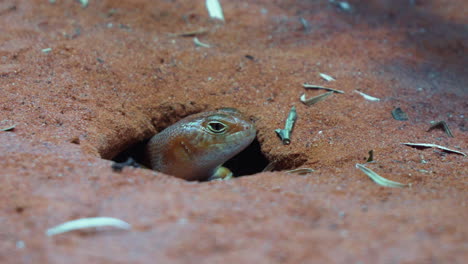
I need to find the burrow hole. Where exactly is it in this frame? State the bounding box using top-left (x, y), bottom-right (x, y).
top-left (108, 104), bottom-right (306, 181)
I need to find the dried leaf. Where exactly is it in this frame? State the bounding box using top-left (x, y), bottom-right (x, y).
top-left (169, 28), bottom-right (209, 37)
top-left (205, 0), bottom-right (224, 21)
top-left (0, 124), bottom-right (15, 131)
top-left (391, 107), bottom-right (408, 121)
top-left (79, 0), bottom-right (88, 8)
top-left (46, 217), bottom-right (131, 236)
top-left (402, 143), bottom-right (466, 156)
top-left (275, 106), bottom-right (297, 145)
top-left (300, 91), bottom-right (333, 106)
top-left (0, 120), bottom-right (16, 131)
top-left (193, 37), bottom-right (211, 48)
top-left (354, 90), bottom-right (380, 101)
top-left (286, 168), bottom-right (315, 175)
top-left (319, 73), bottom-right (336, 82)
top-left (428, 121), bottom-right (454, 137)
top-left (356, 164), bottom-right (410, 188)
top-left (303, 83), bottom-right (344, 94)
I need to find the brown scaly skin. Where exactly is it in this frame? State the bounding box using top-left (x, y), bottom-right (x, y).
top-left (145, 108), bottom-right (256, 181)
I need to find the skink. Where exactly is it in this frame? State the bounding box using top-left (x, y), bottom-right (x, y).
top-left (146, 108), bottom-right (256, 181)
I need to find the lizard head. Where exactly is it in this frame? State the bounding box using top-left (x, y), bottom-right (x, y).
top-left (147, 108), bottom-right (257, 181)
top-left (181, 108), bottom-right (256, 166)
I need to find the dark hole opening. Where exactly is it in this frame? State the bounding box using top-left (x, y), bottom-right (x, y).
top-left (222, 138), bottom-right (269, 177)
top-left (111, 137), bottom-right (270, 180)
top-left (112, 139), bottom-right (151, 167)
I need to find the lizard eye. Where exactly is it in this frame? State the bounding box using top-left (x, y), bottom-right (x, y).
top-left (207, 121), bottom-right (227, 134)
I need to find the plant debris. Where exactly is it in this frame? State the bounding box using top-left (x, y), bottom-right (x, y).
top-left (0, 124), bottom-right (15, 131)
top-left (0, 120), bottom-right (16, 131)
top-left (356, 163), bottom-right (410, 188)
top-left (402, 143), bottom-right (466, 156)
top-left (0, 125), bottom-right (16, 132)
top-left (286, 168), bottom-right (315, 175)
top-left (354, 90), bottom-right (380, 101)
top-left (300, 91), bottom-right (334, 106)
top-left (169, 28), bottom-right (209, 37)
top-left (330, 0), bottom-right (352, 12)
top-left (299, 17), bottom-right (311, 32)
top-left (303, 83), bottom-right (344, 94)
top-left (193, 37), bottom-right (211, 48)
top-left (112, 157), bottom-right (142, 172)
top-left (319, 72), bottom-right (336, 82)
top-left (366, 150), bottom-right (374, 162)
top-left (205, 0), bottom-right (224, 21)
top-left (275, 106), bottom-right (297, 145)
top-left (428, 121), bottom-right (454, 137)
top-left (78, 0), bottom-right (88, 8)
top-left (46, 217), bottom-right (131, 236)
top-left (391, 107), bottom-right (408, 121)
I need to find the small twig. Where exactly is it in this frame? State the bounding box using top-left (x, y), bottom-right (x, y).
top-left (300, 91), bottom-right (333, 106)
top-left (428, 121), bottom-right (454, 137)
top-left (275, 106), bottom-right (297, 145)
top-left (303, 83), bottom-right (344, 94)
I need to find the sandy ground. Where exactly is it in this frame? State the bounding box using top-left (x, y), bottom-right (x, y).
top-left (0, 0), bottom-right (467, 263)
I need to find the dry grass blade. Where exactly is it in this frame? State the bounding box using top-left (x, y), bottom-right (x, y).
top-left (286, 168), bottom-right (315, 175)
top-left (169, 28), bottom-right (209, 37)
top-left (193, 37), bottom-right (211, 48)
top-left (356, 164), bottom-right (410, 188)
top-left (205, 0), bottom-right (224, 21)
top-left (79, 0), bottom-right (88, 8)
top-left (0, 120), bottom-right (16, 131)
top-left (428, 121), bottom-right (454, 137)
top-left (46, 217), bottom-right (131, 236)
top-left (354, 90), bottom-right (380, 101)
top-left (0, 124), bottom-right (15, 131)
top-left (302, 83), bottom-right (344, 94)
top-left (402, 143), bottom-right (466, 156)
top-left (300, 91), bottom-right (333, 106)
top-left (319, 73), bottom-right (336, 82)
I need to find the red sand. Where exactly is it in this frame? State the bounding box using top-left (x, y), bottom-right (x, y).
top-left (0, 0), bottom-right (467, 263)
